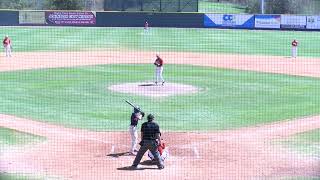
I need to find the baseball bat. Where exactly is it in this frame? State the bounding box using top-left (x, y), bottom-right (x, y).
top-left (125, 100), bottom-right (140, 110)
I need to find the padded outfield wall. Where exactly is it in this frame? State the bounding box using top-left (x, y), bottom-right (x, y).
top-left (1, 10), bottom-right (320, 31)
top-left (96, 12), bottom-right (203, 27)
top-left (0, 11), bottom-right (19, 26)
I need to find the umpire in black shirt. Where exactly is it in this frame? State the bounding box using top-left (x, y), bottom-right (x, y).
top-left (132, 114), bottom-right (164, 169)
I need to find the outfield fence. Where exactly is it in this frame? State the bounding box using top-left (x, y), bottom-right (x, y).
top-left (1, 10), bottom-right (320, 30)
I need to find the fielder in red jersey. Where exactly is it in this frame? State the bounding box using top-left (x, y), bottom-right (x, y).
top-left (291, 39), bottom-right (298, 58)
top-left (3, 35), bottom-right (12, 57)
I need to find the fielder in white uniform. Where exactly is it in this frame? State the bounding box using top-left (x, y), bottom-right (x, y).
top-left (129, 107), bottom-right (144, 155)
top-left (154, 54), bottom-right (165, 85)
top-left (3, 35), bottom-right (12, 57)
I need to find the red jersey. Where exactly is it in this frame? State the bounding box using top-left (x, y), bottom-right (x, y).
top-left (158, 142), bottom-right (166, 155)
top-left (154, 57), bottom-right (163, 67)
top-left (292, 40), bottom-right (298, 47)
top-left (3, 37), bottom-right (11, 46)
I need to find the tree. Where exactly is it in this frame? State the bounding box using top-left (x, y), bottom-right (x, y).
top-left (0, 0), bottom-right (30, 10)
top-left (45, 0), bottom-right (84, 10)
top-left (245, 0), bottom-right (318, 14)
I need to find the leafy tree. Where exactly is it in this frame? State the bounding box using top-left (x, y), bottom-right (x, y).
top-left (0, 0), bottom-right (29, 10)
top-left (45, 0), bottom-right (84, 10)
top-left (245, 0), bottom-right (314, 14)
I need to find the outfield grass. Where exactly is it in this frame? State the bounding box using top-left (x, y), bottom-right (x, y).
top-left (0, 128), bottom-right (45, 145)
top-left (277, 129), bottom-right (320, 157)
top-left (199, 1), bottom-right (246, 13)
top-left (1, 27), bottom-right (320, 57)
top-left (1, 64), bottom-right (320, 131)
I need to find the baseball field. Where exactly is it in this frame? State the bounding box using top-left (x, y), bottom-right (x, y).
top-left (0, 26), bottom-right (320, 179)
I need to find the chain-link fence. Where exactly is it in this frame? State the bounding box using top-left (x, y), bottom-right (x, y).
top-left (104, 0), bottom-right (198, 12)
top-left (0, 0), bottom-right (103, 11)
top-left (0, 0), bottom-right (198, 12)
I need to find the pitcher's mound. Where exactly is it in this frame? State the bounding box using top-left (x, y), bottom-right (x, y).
top-left (108, 82), bottom-right (199, 98)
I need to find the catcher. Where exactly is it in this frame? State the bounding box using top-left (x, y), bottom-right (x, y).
top-left (148, 139), bottom-right (169, 161)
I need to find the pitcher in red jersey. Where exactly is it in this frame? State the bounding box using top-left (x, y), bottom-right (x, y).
top-left (154, 54), bottom-right (165, 85)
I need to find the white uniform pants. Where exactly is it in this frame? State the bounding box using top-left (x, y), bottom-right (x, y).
top-left (148, 148), bottom-right (169, 161)
top-left (4, 45), bottom-right (12, 57)
top-left (292, 46), bottom-right (297, 58)
top-left (129, 125), bottom-right (138, 153)
top-left (155, 66), bottom-right (164, 83)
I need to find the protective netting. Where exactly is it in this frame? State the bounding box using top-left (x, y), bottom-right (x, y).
top-left (1, 1), bottom-right (320, 180)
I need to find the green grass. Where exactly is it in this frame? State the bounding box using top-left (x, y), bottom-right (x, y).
top-left (281, 177), bottom-right (320, 180)
top-left (1, 27), bottom-right (320, 57)
top-left (0, 173), bottom-right (47, 180)
top-left (0, 128), bottom-right (45, 145)
top-left (199, 1), bottom-right (246, 13)
top-left (277, 129), bottom-right (320, 158)
top-left (1, 64), bottom-right (320, 131)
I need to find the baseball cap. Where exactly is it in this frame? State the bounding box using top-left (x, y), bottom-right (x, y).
top-left (147, 114), bottom-right (154, 121)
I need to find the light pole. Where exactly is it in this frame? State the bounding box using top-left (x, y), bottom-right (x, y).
top-left (261, 0), bottom-right (265, 14)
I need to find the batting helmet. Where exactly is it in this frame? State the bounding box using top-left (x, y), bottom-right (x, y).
top-left (133, 106), bottom-right (141, 112)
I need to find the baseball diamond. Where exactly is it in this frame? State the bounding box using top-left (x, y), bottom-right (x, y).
top-left (0, 18), bottom-right (320, 179)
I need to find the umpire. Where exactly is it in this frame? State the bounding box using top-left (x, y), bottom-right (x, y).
top-left (132, 114), bottom-right (164, 169)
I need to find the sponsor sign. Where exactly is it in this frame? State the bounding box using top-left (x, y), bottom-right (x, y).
top-left (46, 11), bottom-right (96, 25)
top-left (306, 16), bottom-right (320, 29)
top-left (254, 15), bottom-right (281, 29)
top-left (281, 15), bottom-right (306, 29)
top-left (204, 14), bottom-right (254, 28)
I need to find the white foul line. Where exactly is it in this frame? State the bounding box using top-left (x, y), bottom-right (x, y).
top-left (193, 147), bottom-right (200, 158)
top-left (111, 145), bottom-right (115, 153)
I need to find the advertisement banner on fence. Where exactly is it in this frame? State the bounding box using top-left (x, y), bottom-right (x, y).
top-left (281, 15), bottom-right (306, 29)
top-left (45, 11), bottom-right (96, 25)
top-left (306, 16), bottom-right (320, 29)
top-left (204, 14), bottom-right (254, 28)
top-left (254, 15), bottom-right (281, 29)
